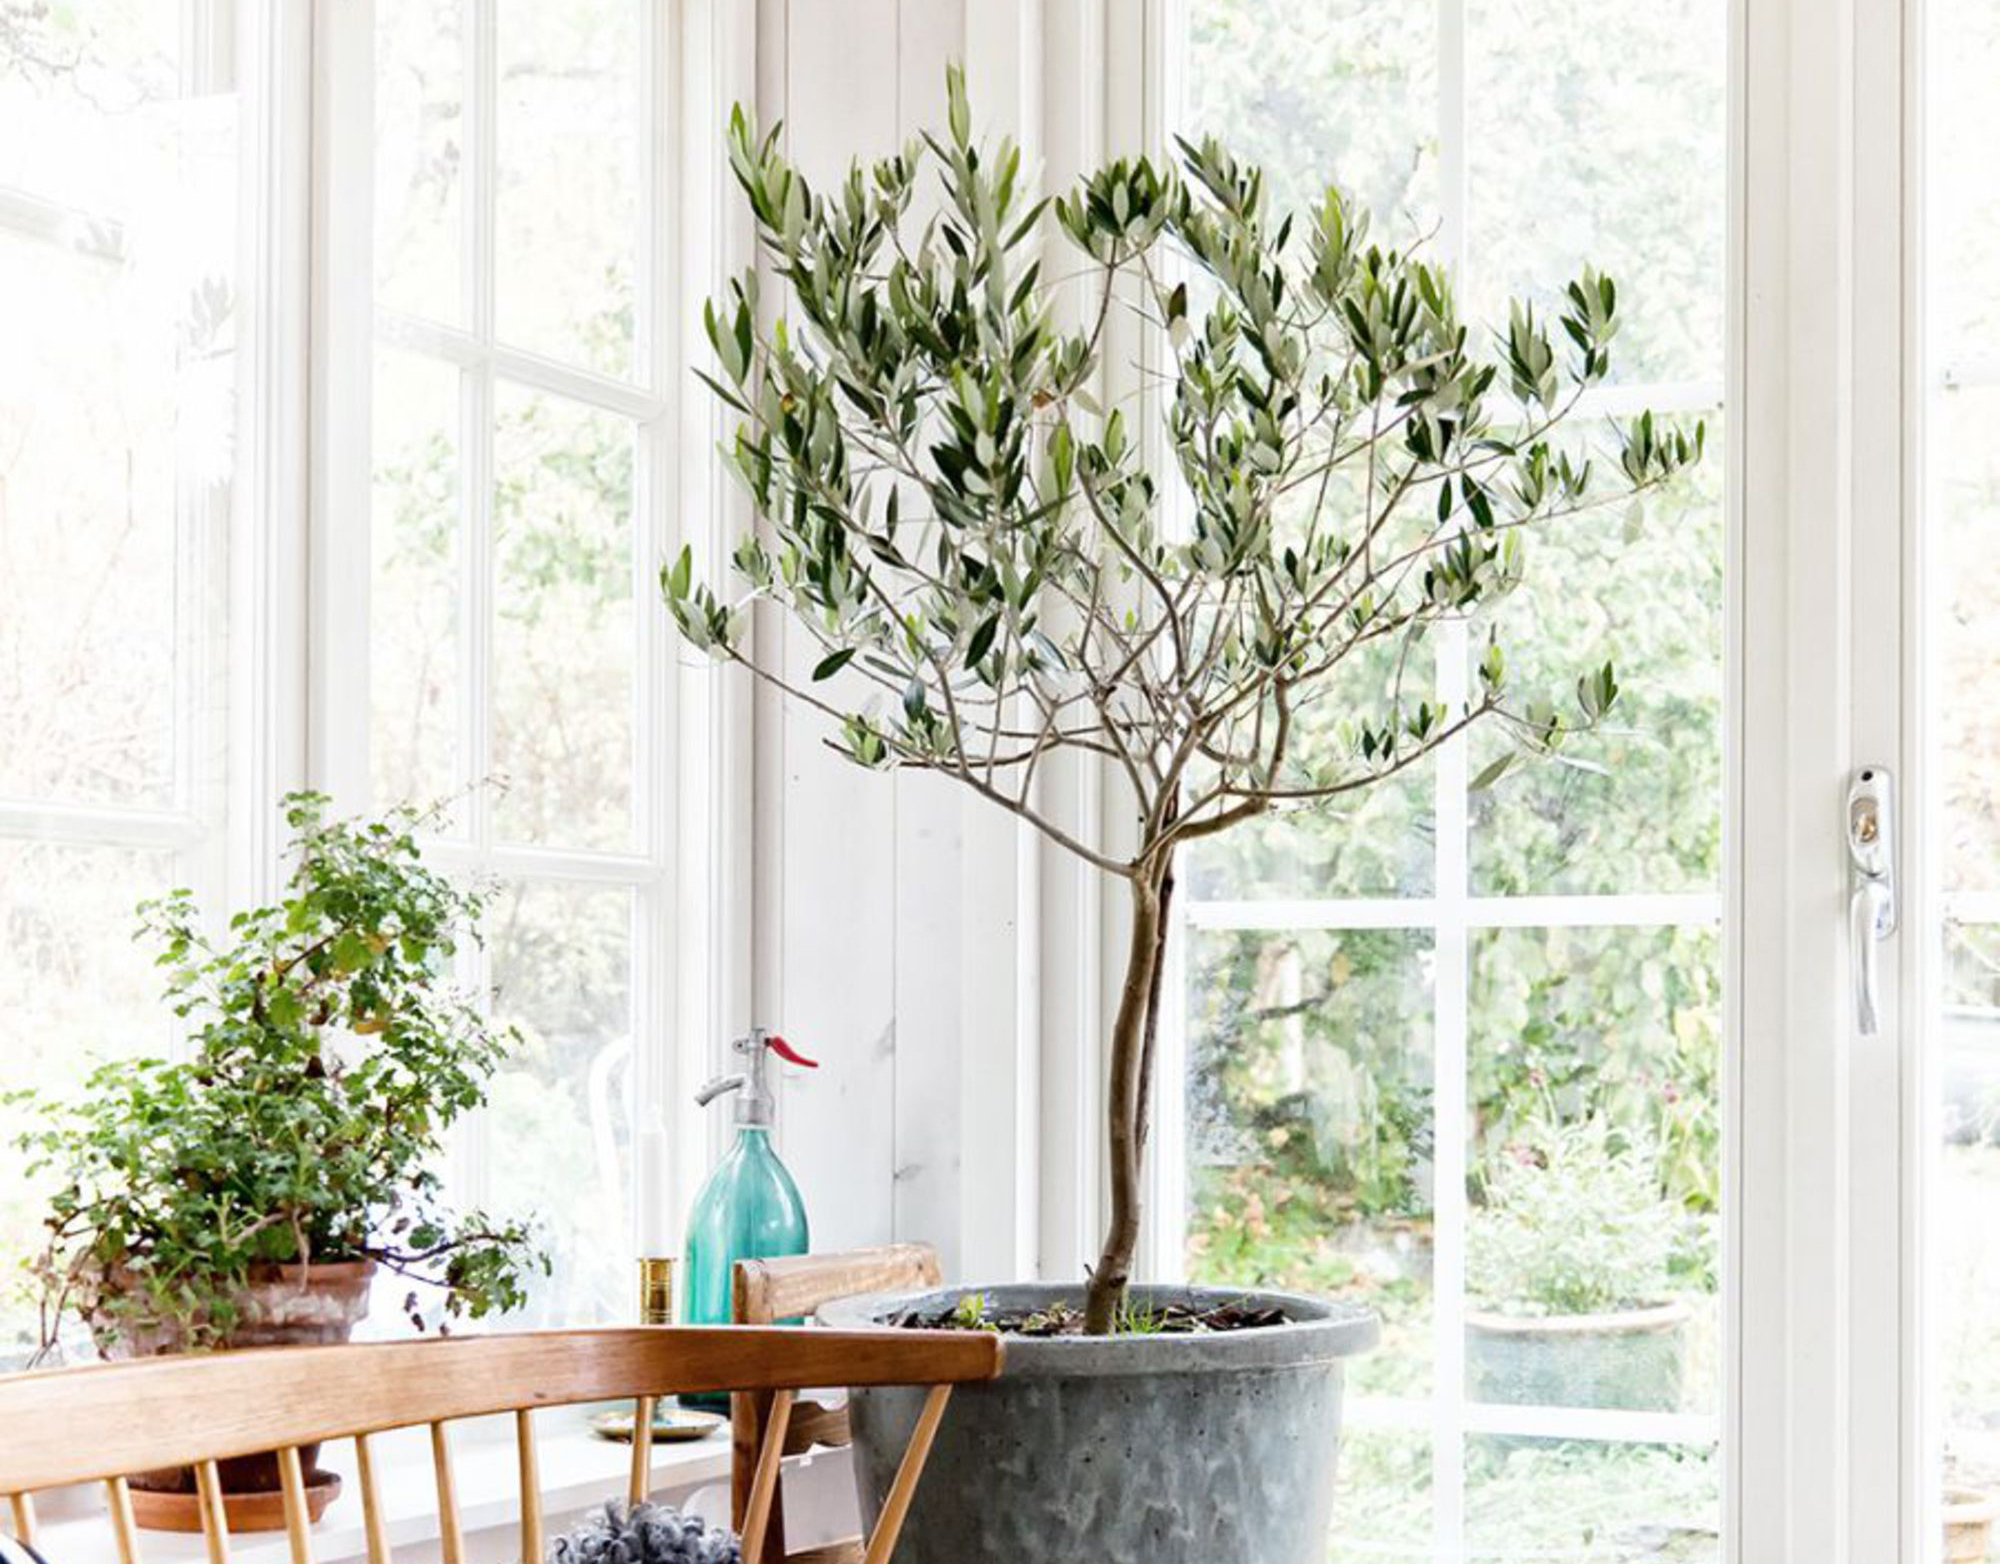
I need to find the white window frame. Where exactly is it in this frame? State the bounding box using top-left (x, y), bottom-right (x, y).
top-left (303, 0), bottom-right (756, 1280)
top-left (1026, 0), bottom-right (1924, 1560)
top-left (1139, 0), bottom-right (1730, 1545)
top-left (2, 0), bottom-right (748, 1328)
top-left (0, 0), bottom-right (307, 926)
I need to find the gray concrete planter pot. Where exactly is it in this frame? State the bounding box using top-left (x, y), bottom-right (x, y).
top-left (818, 1282), bottom-right (1378, 1564)
top-left (1464, 1300), bottom-right (1690, 1412)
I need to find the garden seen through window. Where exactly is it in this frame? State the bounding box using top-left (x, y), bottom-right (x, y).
top-left (364, 0), bottom-right (673, 1331)
top-left (0, 0), bottom-right (679, 1353)
top-left (0, 0), bottom-right (242, 1358)
top-left (1167, 3), bottom-right (1727, 1558)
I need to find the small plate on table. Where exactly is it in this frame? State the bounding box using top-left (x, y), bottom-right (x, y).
top-left (589, 1405), bottom-right (728, 1444)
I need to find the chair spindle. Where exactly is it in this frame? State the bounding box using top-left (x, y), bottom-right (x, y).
top-left (515, 1409), bottom-right (544, 1564)
top-left (193, 1460), bottom-right (231, 1564)
top-left (430, 1423), bottom-right (464, 1564)
top-left (104, 1478), bottom-right (140, 1564)
top-left (859, 1385), bottom-right (953, 1564)
top-left (626, 1396), bottom-right (655, 1508)
top-left (354, 1433), bottom-right (392, 1564)
top-left (737, 1389), bottom-right (795, 1564)
top-left (276, 1446), bottom-right (314, 1564)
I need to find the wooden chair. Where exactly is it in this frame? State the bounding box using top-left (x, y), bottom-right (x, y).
top-left (730, 1245), bottom-right (942, 1564)
top-left (0, 1324), bottom-right (997, 1564)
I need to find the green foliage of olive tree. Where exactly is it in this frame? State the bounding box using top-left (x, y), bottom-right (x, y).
top-left (664, 68), bottom-right (1702, 1333)
top-left (10, 794), bottom-right (546, 1354)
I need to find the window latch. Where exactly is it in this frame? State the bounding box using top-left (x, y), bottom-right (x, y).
top-left (1847, 767), bottom-right (1897, 1037)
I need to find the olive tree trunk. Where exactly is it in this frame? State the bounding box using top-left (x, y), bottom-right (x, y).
top-left (1084, 849), bottom-right (1177, 1335)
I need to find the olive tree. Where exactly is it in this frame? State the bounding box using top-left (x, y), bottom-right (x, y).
top-left (663, 68), bottom-right (1702, 1333)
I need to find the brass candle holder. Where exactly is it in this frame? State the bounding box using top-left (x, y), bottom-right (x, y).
top-left (637, 1256), bottom-right (675, 1325)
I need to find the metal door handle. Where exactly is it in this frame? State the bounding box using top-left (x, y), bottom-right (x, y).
top-left (1847, 767), bottom-right (1897, 1036)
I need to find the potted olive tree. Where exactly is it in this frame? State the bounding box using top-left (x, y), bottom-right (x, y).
top-left (1466, 1117), bottom-right (1690, 1413)
top-left (12, 793), bottom-right (545, 1531)
top-left (665, 68), bottom-right (1701, 1564)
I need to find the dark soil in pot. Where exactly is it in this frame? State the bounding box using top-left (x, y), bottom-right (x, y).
top-left (821, 1282), bottom-right (1378, 1564)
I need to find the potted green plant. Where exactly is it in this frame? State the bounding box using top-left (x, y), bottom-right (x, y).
top-left (11, 792), bottom-right (545, 1531)
top-left (1466, 1117), bottom-right (1689, 1413)
top-left (668, 67), bottom-right (1702, 1564)
top-left (1943, 1450), bottom-right (2000, 1564)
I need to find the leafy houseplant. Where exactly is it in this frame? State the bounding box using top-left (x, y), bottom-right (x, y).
top-left (14, 792), bottom-right (545, 1363)
top-left (666, 66), bottom-right (1702, 1339)
top-left (1466, 1116), bottom-right (1691, 1413)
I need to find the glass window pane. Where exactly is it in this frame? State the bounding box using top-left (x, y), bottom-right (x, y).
top-left (490, 385), bottom-right (636, 850)
top-left (0, 3), bottom-right (184, 213)
top-left (374, 0), bottom-right (464, 324)
top-left (1469, 425), bottom-right (1724, 897)
top-left (484, 879), bottom-right (634, 1328)
top-left (1929, 0), bottom-right (2000, 368)
top-left (1466, 0), bottom-right (1728, 388)
top-left (1930, 0), bottom-right (2000, 1518)
top-left (1939, 920), bottom-right (2000, 1447)
top-left (0, 842), bottom-right (177, 1357)
top-left (1180, 0), bottom-right (1437, 234)
top-left (494, 0), bottom-right (641, 379)
top-left (1934, 387), bottom-right (2000, 893)
top-left (1469, 926), bottom-right (1721, 1416)
top-left (0, 16), bottom-right (239, 810)
top-left (1186, 760), bottom-right (1435, 901)
top-left (1463, 1437), bottom-right (1719, 1562)
top-left (1185, 927), bottom-right (1435, 1399)
top-left (371, 349), bottom-right (463, 817)
top-left (1330, 1428), bottom-right (1434, 1563)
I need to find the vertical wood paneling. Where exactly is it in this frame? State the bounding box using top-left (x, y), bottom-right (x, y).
top-left (768, 0), bottom-right (906, 1254)
top-left (898, 0), bottom-right (962, 129)
top-left (753, 0), bottom-right (1059, 1279)
top-left (891, 773), bottom-right (966, 1275)
top-left (951, 0), bottom-right (1047, 1287)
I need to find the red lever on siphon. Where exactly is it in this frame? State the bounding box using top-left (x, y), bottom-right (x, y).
top-left (767, 1034), bottom-right (819, 1068)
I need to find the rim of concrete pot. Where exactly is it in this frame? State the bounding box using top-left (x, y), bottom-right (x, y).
top-left (819, 1281), bottom-right (1379, 1379)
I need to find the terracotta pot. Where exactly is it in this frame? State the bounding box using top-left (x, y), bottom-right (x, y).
top-left (1944, 1486), bottom-right (2000, 1564)
top-left (96, 1261), bottom-right (375, 1533)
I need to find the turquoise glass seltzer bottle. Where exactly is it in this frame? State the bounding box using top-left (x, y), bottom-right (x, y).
top-left (681, 1029), bottom-right (814, 1409)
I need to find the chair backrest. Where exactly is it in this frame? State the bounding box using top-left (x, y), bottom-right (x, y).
top-left (729, 1246), bottom-right (943, 1564)
top-left (0, 1324), bottom-right (998, 1564)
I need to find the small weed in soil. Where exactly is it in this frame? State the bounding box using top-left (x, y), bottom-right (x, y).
top-left (899, 1293), bottom-right (1290, 1336)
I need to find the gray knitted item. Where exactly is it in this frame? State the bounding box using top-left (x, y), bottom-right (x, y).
top-left (549, 1502), bottom-right (741, 1564)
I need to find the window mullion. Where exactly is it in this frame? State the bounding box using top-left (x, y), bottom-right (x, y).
top-left (307, 0), bottom-right (377, 810)
top-left (1432, 617), bottom-right (1472, 1557)
top-left (633, 0), bottom-right (677, 1271)
top-left (1433, 0), bottom-right (1472, 1548)
top-left (456, 0), bottom-right (501, 1224)
top-left (376, 311), bottom-right (666, 422)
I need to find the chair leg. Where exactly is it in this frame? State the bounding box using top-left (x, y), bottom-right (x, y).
top-left (859, 1386), bottom-right (953, 1564)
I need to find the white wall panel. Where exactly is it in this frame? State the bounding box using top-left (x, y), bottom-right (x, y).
top-left (739, 0), bottom-right (1056, 1281)
top-left (763, 0), bottom-right (906, 1256)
